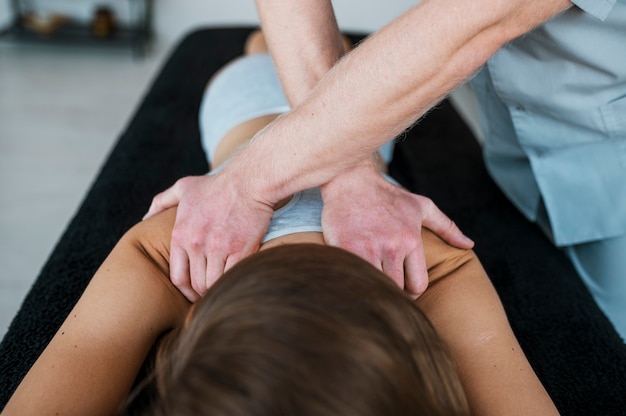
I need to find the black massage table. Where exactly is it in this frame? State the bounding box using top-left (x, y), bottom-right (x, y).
top-left (1, 27), bottom-right (625, 415)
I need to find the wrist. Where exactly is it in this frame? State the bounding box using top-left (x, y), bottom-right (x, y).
top-left (217, 152), bottom-right (281, 209)
top-left (320, 156), bottom-right (381, 201)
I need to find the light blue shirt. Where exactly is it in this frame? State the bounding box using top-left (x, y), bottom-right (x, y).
top-left (470, 0), bottom-right (626, 246)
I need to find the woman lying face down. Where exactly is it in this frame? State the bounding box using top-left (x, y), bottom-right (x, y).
top-left (3, 30), bottom-right (559, 416)
top-left (124, 243), bottom-right (469, 415)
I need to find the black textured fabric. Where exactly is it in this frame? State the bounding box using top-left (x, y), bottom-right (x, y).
top-left (1, 27), bottom-right (625, 414)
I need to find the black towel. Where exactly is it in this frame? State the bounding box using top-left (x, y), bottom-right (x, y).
top-left (1, 27), bottom-right (624, 415)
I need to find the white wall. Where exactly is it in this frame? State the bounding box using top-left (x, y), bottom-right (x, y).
top-left (0, 0), bottom-right (11, 27)
top-left (0, 0), bottom-right (481, 137)
top-left (151, 0), bottom-right (481, 139)
top-left (154, 0), bottom-right (417, 46)
top-left (1, 0), bottom-right (417, 46)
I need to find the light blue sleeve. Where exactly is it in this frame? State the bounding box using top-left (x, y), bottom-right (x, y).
top-left (571, 0), bottom-right (616, 20)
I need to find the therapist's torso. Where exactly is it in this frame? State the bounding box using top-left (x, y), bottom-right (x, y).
top-left (470, 0), bottom-right (626, 246)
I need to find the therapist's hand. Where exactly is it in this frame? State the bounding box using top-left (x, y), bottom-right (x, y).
top-left (144, 173), bottom-right (275, 302)
top-left (320, 160), bottom-right (474, 298)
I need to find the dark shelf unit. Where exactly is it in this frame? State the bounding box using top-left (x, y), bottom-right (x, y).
top-left (2, 0), bottom-right (153, 56)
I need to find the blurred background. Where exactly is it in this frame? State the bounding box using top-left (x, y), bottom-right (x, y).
top-left (0, 0), bottom-right (478, 339)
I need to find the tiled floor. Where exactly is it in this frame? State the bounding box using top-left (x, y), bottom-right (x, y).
top-left (0, 40), bottom-right (170, 340)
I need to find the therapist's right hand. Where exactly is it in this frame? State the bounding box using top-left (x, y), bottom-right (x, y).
top-left (144, 173), bottom-right (275, 302)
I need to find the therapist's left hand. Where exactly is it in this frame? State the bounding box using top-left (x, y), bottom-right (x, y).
top-left (320, 160), bottom-right (474, 298)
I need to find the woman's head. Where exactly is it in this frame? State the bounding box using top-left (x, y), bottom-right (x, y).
top-left (135, 244), bottom-right (468, 415)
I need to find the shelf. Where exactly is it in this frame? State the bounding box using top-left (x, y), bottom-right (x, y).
top-left (2, 0), bottom-right (153, 57)
top-left (5, 20), bottom-right (150, 55)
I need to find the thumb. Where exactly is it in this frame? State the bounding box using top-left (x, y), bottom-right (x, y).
top-left (421, 201), bottom-right (474, 249)
top-left (403, 246), bottom-right (429, 299)
top-left (143, 183), bottom-right (183, 220)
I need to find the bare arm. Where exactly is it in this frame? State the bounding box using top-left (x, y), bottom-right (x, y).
top-left (209, 0), bottom-right (570, 284)
top-left (251, 4), bottom-right (469, 291)
top-left (236, 0), bottom-right (573, 200)
top-left (255, 0), bottom-right (345, 106)
top-left (419, 230), bottom-right (559, 415)
top-left (2, 209), bottom-right (189, 416)
top-left (147, 0), bottom-right (571, 298)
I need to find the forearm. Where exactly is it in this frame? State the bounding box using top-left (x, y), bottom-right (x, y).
top-left (230, 0), bottom-right (571, 204)
top-left (255, 0), bottom-right (345, 106)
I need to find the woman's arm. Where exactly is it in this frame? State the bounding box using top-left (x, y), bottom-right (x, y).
top-left (418, 230), bottom-right (559, 415)
top-left (255, 0), bottom-right (345, 107)
top-left (2, 209), bottom-right (189, 416)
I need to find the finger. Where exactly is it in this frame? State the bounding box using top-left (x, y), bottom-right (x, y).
top-left (189, 251), bottom-right (209, 297)
top-left (403, 246), bottom-right (429, 299)
top-left (346, 244), bottom-right (384, 275)
top-left (205, 255), bottom-right (227, 292)
top-left (223, 247), bottom-right (253, 272)
top-left (381, 255), bottom-right (405, 289)
top-left (421, 200), bottom-right (474, 249)
top-left (218, 242), bottom-right (263, 285)
top-left (169, 245), bottom-right (199, 302)
top-left (333, 240), bottom-right (385, 276)
top-left (143, 184), bottom-right (183, 220)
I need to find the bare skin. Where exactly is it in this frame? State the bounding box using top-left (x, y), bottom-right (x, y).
top-left (145, 0), bottom-right (572, 306)
top-left (3, 32), bottom-right (559, 416)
